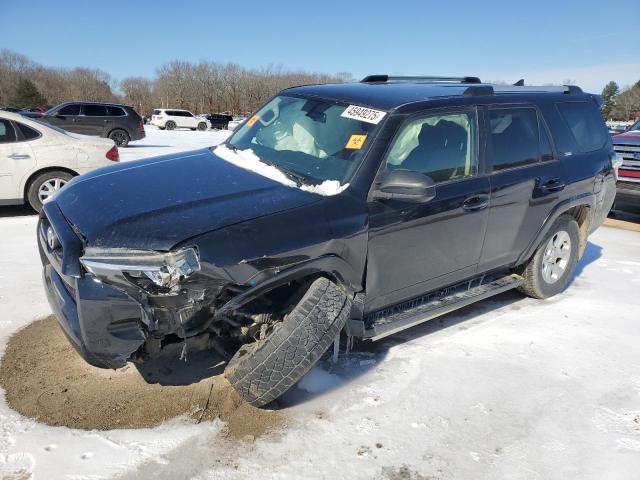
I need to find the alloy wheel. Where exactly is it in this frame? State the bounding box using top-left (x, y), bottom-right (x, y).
top-left (38, 178), bottom-right (67, 203)
top-left (541, 230), bottom-right (572, 284)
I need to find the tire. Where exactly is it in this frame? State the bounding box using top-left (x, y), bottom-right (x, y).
top-left (165, 121), bottom-right (176, 131)
top-left (225, 277), bottom-right (351, 406)
top-left (197, 122), bottom-right (207, 131)
top-left (517, 214), bottom-right (580, 299)
top-left (26, 170), bottom-right (74, 212)
top-left (108, 129), bottom-right (130, 147)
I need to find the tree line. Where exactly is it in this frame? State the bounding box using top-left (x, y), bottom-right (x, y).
top-left (0, 49), bottom-right (351, 115)
top-left (601, 80), bottom-right (640, 121)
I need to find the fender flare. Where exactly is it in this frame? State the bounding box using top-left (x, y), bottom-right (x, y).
top-left (217, 254), bottom-right (361, 315)
top-left (515, 192), bottom-right (595, 266)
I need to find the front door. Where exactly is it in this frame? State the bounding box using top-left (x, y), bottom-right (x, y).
top-left (0, 119), bottom-right (34, 201)
top-left (479, 105), bottom-right (566, 271)
top-left (365, 108), bottom-right (490, 313)
top-left (81, 104), bottom-right (110, 136)
top-left (47, 103), bottom-right (85, 134)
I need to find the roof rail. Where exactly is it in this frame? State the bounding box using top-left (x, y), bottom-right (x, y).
top-left (360, 75), bottom-right (482, 84)
top-left (492, 85), bottom-right (584, 94)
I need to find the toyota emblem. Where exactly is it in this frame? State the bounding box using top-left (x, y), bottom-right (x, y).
top-left (46, 226), bottom-right (59, 250)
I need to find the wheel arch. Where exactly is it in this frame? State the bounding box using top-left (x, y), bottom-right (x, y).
top-left (217, 254), bottom-right (360, 316)
top-left (22, 166), bottom-right (79, 202)
top-left (516, 194), bottom-right (594, 266)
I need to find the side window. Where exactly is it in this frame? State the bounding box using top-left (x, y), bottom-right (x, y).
top-left (15, 122), bottom-right (41, 140)
top-left (489, 107), bottom-right (539, 171)
top-left (385, 111), bottom-right (477, 183)
top-left (556, 101), bottom-right (607, 152)
top-left (153, 109), bottom-right (162, 115)
top-left (184, 111), bottom-right (194, 117)
top-left (58, 104), bottom-right (80, 115)
top-left (107, 106), bottom-right (126, 116)
top-left (84, 104), bottom-right (108, 116)
top-left (0, 119), bottom-right (17, 143)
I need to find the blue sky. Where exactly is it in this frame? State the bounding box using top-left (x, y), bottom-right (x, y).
top-left (2, 0), bottom-right (638, 93)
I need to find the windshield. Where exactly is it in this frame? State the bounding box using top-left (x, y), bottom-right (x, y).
top-left (226, 95), bottom-right (384, 186)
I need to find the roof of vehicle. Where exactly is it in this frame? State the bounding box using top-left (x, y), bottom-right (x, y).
top-left (156, 108), bottom-right (191, 112)
top-left (55, 101), bottom-right (131, 108)
top-left (285, 76), bottom-right (587, 111)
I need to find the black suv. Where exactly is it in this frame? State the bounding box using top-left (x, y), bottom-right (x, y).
top-left (39, 102), bottom-right (145, 147)
top-left (38, 76), bottom-right (616, 406)
top-left (203, 113), bottom-right (233, 129)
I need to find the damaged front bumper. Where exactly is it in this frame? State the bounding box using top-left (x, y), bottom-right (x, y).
top-left (38, 202), bottom-right (228, 369)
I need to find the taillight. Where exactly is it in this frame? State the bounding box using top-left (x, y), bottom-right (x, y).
top-left (106, 146), bottom-right (119, 162)
top-left (139, 119), bottom-right (144, 130)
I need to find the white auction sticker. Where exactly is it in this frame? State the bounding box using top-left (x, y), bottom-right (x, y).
top-left (341, 105), bottom-right (387, 124)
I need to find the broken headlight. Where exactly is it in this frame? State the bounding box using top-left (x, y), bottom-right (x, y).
top-left (80, 248), bottom-right (200, 293)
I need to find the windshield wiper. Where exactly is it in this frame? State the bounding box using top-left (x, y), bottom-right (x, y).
top-left (260, 159), bottom-right (308, 186)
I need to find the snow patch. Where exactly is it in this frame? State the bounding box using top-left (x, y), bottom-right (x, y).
top-left (214, 144), bottom-right (348, 196)
top-left (297, 366), bottom-right (342, 394)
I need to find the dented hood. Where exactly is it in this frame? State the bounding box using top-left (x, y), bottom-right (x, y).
top-left (54, 148), bottom-right (321, 250)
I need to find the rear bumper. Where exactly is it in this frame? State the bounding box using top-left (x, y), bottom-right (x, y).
top-left (38, 205), bottom-right (146, 369)
top-left (131, 128), bottom-right (146, 141)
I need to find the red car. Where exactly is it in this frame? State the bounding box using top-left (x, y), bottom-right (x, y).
top-left (613, 120), bottom-right (640, 211)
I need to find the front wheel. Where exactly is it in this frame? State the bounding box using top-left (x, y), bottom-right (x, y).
top-left (197, 122), bottom-right (207, 131)
top-left (27, 170), bottom-right (74, 212)
top-left (225, 277), bottom-right (351, 406)
top-left (517, 214), bottom-right (580, 299)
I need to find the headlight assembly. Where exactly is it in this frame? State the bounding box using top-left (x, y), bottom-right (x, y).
top-left (80, 247), bottom-right (200, 293)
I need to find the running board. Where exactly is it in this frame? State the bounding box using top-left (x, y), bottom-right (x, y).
top-left (361, 274), bottom-right (523, 341)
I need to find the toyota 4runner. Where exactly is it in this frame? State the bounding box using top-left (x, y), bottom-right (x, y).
top-left (39, 76), bottom-right (616, 406)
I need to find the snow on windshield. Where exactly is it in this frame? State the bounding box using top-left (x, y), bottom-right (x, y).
top-left (214, 144), bottom-right (349, 196)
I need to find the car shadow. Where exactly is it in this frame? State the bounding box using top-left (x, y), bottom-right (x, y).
top-left (276, 240), bottom-right (603, 409)
top-left (0, 205), bottom-right (36, 218)
top-left (135, 343), bottom-right (226, 386)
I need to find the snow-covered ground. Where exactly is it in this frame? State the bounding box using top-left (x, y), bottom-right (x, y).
top-left (1, 129), bottom-right (640, 479)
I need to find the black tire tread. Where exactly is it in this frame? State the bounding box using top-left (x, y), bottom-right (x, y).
top-left (225, 277), bottom-right (350, 406)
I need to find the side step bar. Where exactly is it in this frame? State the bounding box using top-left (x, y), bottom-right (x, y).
top-left (361, 274), bottom-right (523, 341)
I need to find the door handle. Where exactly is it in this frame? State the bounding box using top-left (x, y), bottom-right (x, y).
top-left (7, 153), bottom-right (31, 160)
top-left (539, 178), bottom-right (565, 193)
top-left (103, 119), bottom-right (112, 123)
top-left (463, 194), bottom-right (489, 212)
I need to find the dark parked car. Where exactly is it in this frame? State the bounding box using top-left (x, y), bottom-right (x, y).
top-left (38, 76), bottom-right (616, 406)
top-left (38, 102), bottom-right (145, 147)
top-left (612, 120), bottom-right (640, 211)
top-left (203, 113), bottom-right (233, 129)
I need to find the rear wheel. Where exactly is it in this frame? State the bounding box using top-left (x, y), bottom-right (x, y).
top-left (27, 170), bottom-right (74, 212)
top-left (225, 277), bottom-right (351, 406)
top-left (518, 214), bottom-right (580, 299)
top-left (108, 129), bottom-right (130, 147)
top-left (165, 121), bottom-right (176, 131)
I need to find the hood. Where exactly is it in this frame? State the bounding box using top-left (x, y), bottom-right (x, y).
top-left (53, 148), bottom-right (321, 250)
top-left (613, 131), bottom-right (640, 145)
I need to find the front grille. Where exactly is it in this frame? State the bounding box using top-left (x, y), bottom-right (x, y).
top-left (614, 144), bottom-right (640, 165)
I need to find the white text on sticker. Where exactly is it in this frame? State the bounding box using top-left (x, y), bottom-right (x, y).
top-left (341, 105), bottom-right (387, 124)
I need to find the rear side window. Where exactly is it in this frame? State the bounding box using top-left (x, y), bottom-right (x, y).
top-left (107, 106), bottom-right (126, 116)
top-left (15, 122), bottom-right (40, 140)
top-left (489, 107), bottom-right (539, 171)
top-left (0, 119), bottom-right (16, 143)
top-left (58, 104), bottom-right (80, 115)
top-left (556, 101), bottom-right (607, 152)
top-left (84, 105), bottom-right (108, 116)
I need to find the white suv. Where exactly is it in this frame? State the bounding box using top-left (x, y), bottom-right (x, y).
top-left (150, 109), bottom-right (209, 131)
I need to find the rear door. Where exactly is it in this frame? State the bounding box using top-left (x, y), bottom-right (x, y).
top-left (82, 104), bottom-right (109, 136)
top-left (479, 105), bottom-right (566, 271)
top-left (365, 107), bottom-right (490, 312)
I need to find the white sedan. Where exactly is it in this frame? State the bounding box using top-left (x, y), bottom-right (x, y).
top-left (0, 111), bottom-right (120, 212)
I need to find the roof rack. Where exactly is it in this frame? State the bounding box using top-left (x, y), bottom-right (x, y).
top-left (463, 84), bottom-right (584, 97)
top-left (361, 75), bottom-right (482, 84)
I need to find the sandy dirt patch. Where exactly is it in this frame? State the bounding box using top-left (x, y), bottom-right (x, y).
top-left (0, 316), bottom-right (284, 439)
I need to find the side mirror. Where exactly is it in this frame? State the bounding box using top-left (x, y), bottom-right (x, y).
top-left (372, 169), bottom-right (436, 203)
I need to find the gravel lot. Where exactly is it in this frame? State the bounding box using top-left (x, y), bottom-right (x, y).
top-left (0, 128), bottom-right (639, 479)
